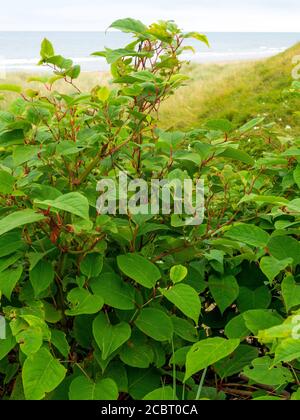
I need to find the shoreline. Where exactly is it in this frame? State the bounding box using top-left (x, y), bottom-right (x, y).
top-left (0, 48), bottom-right (286, 74)
top-left (2, 57), bottom-right (265, 77)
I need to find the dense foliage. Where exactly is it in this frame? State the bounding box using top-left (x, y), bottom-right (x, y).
top-left (0, 18), bottom-right (300, 401)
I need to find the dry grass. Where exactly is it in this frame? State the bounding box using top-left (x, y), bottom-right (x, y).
top-left (159, 61), bottom-right (252, 130)
top-left (159, 43), bottom-right (300, 130)
top-left (0, 71), bottom-right (109, 107)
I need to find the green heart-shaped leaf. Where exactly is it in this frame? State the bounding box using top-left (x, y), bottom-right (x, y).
top-left (93, 313), bottom-right (131, 360)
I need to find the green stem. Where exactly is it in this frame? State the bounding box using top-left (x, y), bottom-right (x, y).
top-left (78, 151), bottom-right (102, 184)
top-left (195, 367), bottom-right (208, 400)
top-left (181, 383), bottom-right (186, 401)
top-left (56, 252), bottom-right (68, 327)
top-left (171, 338), bottom-right (177, 400)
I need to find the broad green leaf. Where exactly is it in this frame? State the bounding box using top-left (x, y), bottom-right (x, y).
top-left (268, 235), bottom-right (300, 265)
top-left (208, 275), bottom-right (239, 314)
top-left (80, 253), bottom-right (103, 278)
top-left (127, 368), bottom-right (161, 400)
top-left (109, 18), bottom-right (147, 35)
top-left (117, 254), bottom-right (161, 288)
top-left (43, 302), bottom-right (62, 324)
top-left (13, 146), bottom-right (39, 166)
top-left (0, 325), bottom-right (16, 361)
top-left (185, 338), bottom-right (240, 381)
top-left (224, 224), bottom-right (270, 248)
top-left (35, 192), bottom-right (89, 220)
top-left (94, 48), bottom-right (149, 64)
top-left (286, 199), bottom-right (300, 213)
top-left (137, 222), bottom-right (170, 236)
top-left (257, 317), bottom-right (295, 343)
top-left (22, 348), bottom-right (66, 400)
top-left (274, 339), bottom-right (300, 365)
top-left (194, 387), bottom-right (226, 401)
top-left (243, 356), bottom-right (293, 386)
top-left (0, 129), bottom-right (24, 147)
top-left (219, 147), bottom-right (254, 166)
top-left (184, 32), bottom-right (209, 46)
top-left (0, 254), bottom-right (21, 274)
top-left (40, 38), bottom-right (55, 59)
top-left (91, 272), bottom-right (135, 310)
top-left (237, 286), bottom-right (271, 312)
top-left (0, 232), bottom-right (23, 258)
top-left (282, 146), bottom-right (300, 157)
top-left (29, 260), bottom-right (54, 297)
top-left (69, 376), bottom-right (118, 400)
top-left (171, 316), bottom-right (199, 342)
top-left (135, 308), bottom-right (173, 342)
top-left (169, 346), bottom-right (191, 368)
top-left (147, 24), bottom-right (173, 43)
top-left (143, 386), bottom-right (177, 400)
top-left (0, 170), bottom-right (15, 194)
top-left (66, 65), bottom-right (81, 80)
top-left (120, 338), bottom-right (154, 369)
top-left (96, 86), bottom-right (110, 102)
top-left (0, 84), bottom-right (22, 93)
top-left (0, 209), bottom-right (45, 236)
top-left (17, 315), bottom-right (49, 339)
top-left (173, 151), bottom-right (201, 165)
top-left (205, 119), bottom-right (233, 132)
top-left (65, 288), bottom-right (104, 316)
top-left (16, 328), bottom-right (43, 356)
top-left (72, 315), bottom-right (94, 350)
top-left (151, 341), bottom-right (166, 368)
top-left (242, 310), bottom-right (283, 335)
top-left (170, 265), bottom-right (188, 284)
top-left (29, 184), bottom-right (62, 202)
top-left (160, 284), bottom-right (201, 324)
top-left (45, 55), bottom-right (73, 70)
top-left (260, 256), bottom-right (292, 283)
top-left (186, 261), bottom-right (207, 293)
top-left (238, 117), bottom-right (265, 133)
top-left (51, 330), bottom-right (70, 358)
top-left (294, 164), bottom-right (300, 189)
top-left (282, 275), bottom-right (300, 312)
top-left (214, 345), bottom-right (259, 379)
top-left (0, 266), bottom-right (23, 300)
top-left (104, 362), bottom-right (128, 393)
top-left (94, 348), bottom-right (118, 373)
top-left (93, 312), bottom-right (131, 360)
top-left (9, 374), bottom-right (25, 400)
top-left (292, 389), bottom-right (300, 401)
top-left (225, 315), bottom-right (250, 340)
top-left (28, 248), bottom-right (56, 271)
top-left (239, 194), bottom-right (289, 206)
top-left (204, 249), bottom-right (224, 272)
top-left (253, 396), bottom-right (283, 401)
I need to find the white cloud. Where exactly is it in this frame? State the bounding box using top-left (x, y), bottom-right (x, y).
top-left (0, 0), bottom-right (299, 31)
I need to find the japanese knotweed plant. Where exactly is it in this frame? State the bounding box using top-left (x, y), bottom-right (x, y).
top-left (0, 18), bottom-right (300, 401)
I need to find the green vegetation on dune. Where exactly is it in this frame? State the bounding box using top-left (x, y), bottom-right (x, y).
top-left (160, 43), bottom-right (300, 130)
top-left (1, 19), bottom-right (300, 401)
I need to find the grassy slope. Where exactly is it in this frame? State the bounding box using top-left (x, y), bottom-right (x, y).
top-left (159, 43), bottom-right (300, 131)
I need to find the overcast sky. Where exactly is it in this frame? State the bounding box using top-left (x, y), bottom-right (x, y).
top-left (1, 0), bottom-right (299, 32)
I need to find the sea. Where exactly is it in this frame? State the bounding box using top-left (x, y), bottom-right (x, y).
top-left (0, 32), bottom-right (299, 73)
